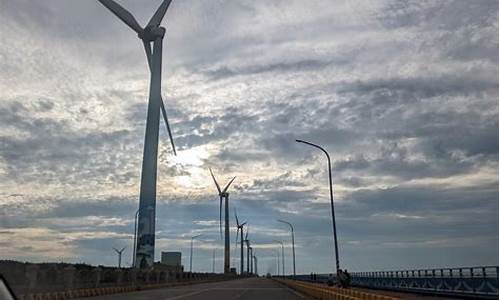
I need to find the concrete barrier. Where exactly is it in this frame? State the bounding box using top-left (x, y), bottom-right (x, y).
top-left (275, 278), bottom-right (397, 300)
top-left (20, 276), bottom-right (237, 299)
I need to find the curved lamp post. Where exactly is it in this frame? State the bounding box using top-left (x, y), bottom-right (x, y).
top-left (274, 240), bottom-right (285, 277)
top-left (278, 219), bottom-right (296, 277)
top-left (274, 249), bottom-right (280, 276)
top-left (296, 139), bottom-right (340, 273)
top-left (133, 205), bottom-right (154, 267)
top-left (189, 234), bottom-right (202, 272)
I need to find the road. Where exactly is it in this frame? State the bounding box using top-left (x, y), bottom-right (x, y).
top-left (78, 277), bottom-right (307, 300)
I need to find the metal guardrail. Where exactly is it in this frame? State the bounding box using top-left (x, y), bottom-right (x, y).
top-left (276, 278), bottom-right (398, 300)
top-left (350, 266), bottom-right (499, 298)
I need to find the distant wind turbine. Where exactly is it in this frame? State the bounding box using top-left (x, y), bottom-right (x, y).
top-left (97, 0), bottom-right (178, 268)
top-left (113, 247), bottom-right (126, 268)
top-left (234, 208), bottom-right (247, 275)
top-left (244, 226), bottom-right (251, 273)
top-left (209, 168), bottom-right (236, 274)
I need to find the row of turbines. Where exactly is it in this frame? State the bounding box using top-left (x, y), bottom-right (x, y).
top-left (97, 0), bottom-right (340, 276)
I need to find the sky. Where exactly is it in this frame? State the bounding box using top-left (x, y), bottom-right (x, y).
top-left (0, 0), bottom-right (498, 275)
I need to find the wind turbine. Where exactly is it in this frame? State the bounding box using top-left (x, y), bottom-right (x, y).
top-left (209, 168), bottom-right (236, 274)
top-left (234, 209), bottom-right (246, 275)
top-left (244, 227), bottom-right (251, 273)
top-left (113, 247), bottom-right (126, 268)
top-left (97, 0), bottom-right (177, 269)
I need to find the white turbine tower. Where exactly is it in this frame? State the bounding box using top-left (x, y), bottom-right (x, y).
top-left (97, 0), bottom-right (177, 268)
top-left (209, 168), bottom-right (236, 274)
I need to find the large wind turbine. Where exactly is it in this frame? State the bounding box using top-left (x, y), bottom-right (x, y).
top-left (97, 0), bottom-right (177, 268)
top-left (209, 168), bottom-right (236, 274)
top-left (234, 209), bottom-right (246, 274)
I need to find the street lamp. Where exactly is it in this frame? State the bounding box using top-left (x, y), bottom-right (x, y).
top-left (249, 246), bottom-right (253, 274)
top-left (274, 240), bottom-right (285, 277)
top-left (133, 205), bottom-right (154, 268)
top-left (278, 219), bottom-right (296, 277)
top-left (212, 249), bottom-right (216, 273)
top-left (274, 249), bottom-right (280, 276)
top-left (190, 234), bottom-right (202, 273)
top-left (296, 139), bottom-right (340, 273)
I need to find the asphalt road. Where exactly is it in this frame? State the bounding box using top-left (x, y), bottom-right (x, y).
top-left (78, 277), bottom-right (307, 300)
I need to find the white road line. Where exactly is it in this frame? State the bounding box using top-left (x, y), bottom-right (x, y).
top-left (204, 288), bottom-right (284, 290)
top-left (285, 287), bottom-right (307, 299)
top-left (163, 288), bottom-right (212, 300)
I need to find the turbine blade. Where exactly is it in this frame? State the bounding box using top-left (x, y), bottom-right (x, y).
top-left (98, 0), bottom-right (143, 34)
top-left (241, 222), bottom-right (247, 227)
top-left (113, 247), bottom-right (119, 253)
top-left (234, 208), bottom-right (239, 226)
top-left (147, 0), bottom-right (173, 28)
top-left (143, 40), bottom-right (152, 71)
top-left (209, 168), bottom-right (222, 194)
top-left (120, 246), bottom-right (126, 252)
top-left (222, 176), bottom-right (236, 194)
top-left (160, 97), bottom-right (177, 155)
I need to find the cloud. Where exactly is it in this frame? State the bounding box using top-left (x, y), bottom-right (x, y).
top-left (0, 0), bottom-right (497, 272)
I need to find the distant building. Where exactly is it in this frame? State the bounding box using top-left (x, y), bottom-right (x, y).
top-left (161, 252), bottom-right (182, 267)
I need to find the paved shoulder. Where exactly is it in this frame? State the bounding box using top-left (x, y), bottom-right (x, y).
top-left (80, 277), bottom-right (307, 300)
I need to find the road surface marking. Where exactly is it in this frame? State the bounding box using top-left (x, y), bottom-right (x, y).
top-left (163, 288), bottom-right (212, 300)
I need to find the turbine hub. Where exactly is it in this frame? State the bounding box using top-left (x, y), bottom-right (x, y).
top-left (139, 26), bottom-right (165, 41)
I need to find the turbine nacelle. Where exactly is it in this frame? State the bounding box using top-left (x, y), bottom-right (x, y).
top-left (139, 26), bottom-right (166, 41)
top-left (209, 168), bottom-right (236, 238)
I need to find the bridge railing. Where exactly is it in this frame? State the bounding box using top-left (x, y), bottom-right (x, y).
top-left (351, 266), bottom-right (499, 279)
top-left (350, 266), bottom-right (498, 298)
